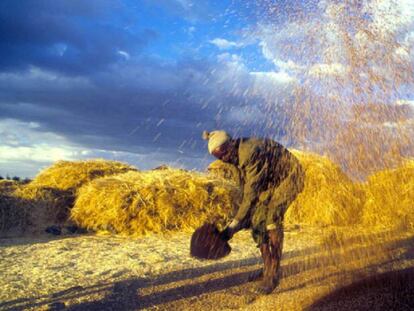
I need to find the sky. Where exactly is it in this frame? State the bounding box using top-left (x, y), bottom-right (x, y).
top-left (0, 0), bottom-right (413, 178)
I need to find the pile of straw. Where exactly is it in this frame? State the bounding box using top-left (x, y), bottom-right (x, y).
top-left (0, 180), bottom-right (29, 235)
top-left (362, 160), bottom-right (414, 229)
top-left (3, 153), bottom-right (413, 237)
top-left (12, 186), bottom-right (74, 231)
top-left (30, 159), bottom-right (137, 192)
top-left (0, 194), bottom-right (30, 236)
top-left (71, 168), bottom-right (238, 236)
top-left (0, 179), bottom-right (19, 189)
top-left (285, 150), bottom-right (365, 226)
top-left (0, 160), bottom-right (136, 235)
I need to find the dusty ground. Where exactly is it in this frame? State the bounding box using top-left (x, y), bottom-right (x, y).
top-left (1, 226), bottom-right (413, 311)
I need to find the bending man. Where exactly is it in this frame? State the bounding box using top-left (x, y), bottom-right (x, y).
top-left (203, 130), bottom-right (305, 294)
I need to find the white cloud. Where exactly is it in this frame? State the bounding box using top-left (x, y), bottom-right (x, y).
top-left (215, 53), bottom-right (249, 89)
top-left (396, 99), bottom-right (414, 107)
top-left (209, 38), bottom-right (242, 50)
top-left (0, 119), bottom-right (84, 169)
top-left (274, 59), bottom-right (305, 73)
top-left (212, 52), bottom-right (297, 107)
top-left (250, 71), bottom-right (296, 84)
top-left (117, 50), bottom-right (130, 60)
top-left (308, 63), bottom-right (347, 77)
top-left (0, 119), bottom-right (209, 177)
top-left (246, 71), bottom-right (297, 106)
top-left (0, 145), bottom-right (79, 163)
top-left (368, 0), bottom-right (414, 33)
top-left (53, 43), bottom-right (68, 56)
top-left (217, 53), bottom-right (245, 67)
top-left (257, 21), bottom-right (318, 67)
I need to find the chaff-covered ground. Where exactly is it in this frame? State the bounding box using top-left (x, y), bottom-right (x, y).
top-left (0, 227), bottom-right (413, 310)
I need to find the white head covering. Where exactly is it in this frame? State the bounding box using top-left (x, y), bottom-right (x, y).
top-left (202, 130), bottom-right (231, 154)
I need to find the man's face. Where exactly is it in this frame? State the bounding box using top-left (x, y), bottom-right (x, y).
top-left (212, 141), bottom-right (233, 163)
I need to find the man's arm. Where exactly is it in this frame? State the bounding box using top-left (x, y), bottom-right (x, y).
top-left (220, 158), bottom-right (262, 241)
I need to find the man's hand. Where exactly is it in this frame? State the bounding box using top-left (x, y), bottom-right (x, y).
top-left (219, 219), bottom-right (239, 241)
top-left (220, 226), bottom-right (234, 241)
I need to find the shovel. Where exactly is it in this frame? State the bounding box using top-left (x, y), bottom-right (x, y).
top-left (190, 223), bottom-right (232, 260)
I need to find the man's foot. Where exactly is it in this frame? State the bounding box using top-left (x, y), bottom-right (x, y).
top-left (247, 269), bottom-right (263, 282)
top-left (255, 279), bottom-right (276, 295)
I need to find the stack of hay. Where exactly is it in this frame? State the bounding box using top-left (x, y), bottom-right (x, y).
top-left (1, 160), bottom-right (137, 236)
top-left (0, 180), bottom-right (29, 235)
top-left (71, 168), bottom-right (237, 236)
top-left (283, 151), bottom-right (365, 227)
top-left (362, 159), bottom-right (414, 230)
top-left (26, 159), bottom-right (137, 192)
top-left (3, 152), bottom-right (413, 238)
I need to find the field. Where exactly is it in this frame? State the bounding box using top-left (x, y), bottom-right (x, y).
top-left (1, 154), bottom-right (413, 310)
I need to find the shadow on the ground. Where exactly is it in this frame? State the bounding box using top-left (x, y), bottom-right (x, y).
top-left (1, 232), bottom-right (413, 311)
top-left (306, 267), bottom-right (414, 311)
top-left (0, 233), bottom-right (88, 247)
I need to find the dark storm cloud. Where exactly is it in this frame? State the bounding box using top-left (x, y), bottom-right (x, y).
top-left (0, 47), bottom-right (292, 162)
top-left (0, 0), bottom-right (211, 160)
top-left (0, 0), bottom-right (291, 173)
top-left (0, 0), bottom-right (157, 75)
top-left (0, 56), bottom-right (234, 159)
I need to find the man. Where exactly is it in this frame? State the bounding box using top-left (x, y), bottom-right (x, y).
top-left (202, 130), bottom-right (305, 294)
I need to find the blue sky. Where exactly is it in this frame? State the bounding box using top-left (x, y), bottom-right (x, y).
top-left (0, 0), bottom-right (413, 177)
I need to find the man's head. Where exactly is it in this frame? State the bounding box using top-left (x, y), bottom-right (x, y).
top-left (202, 130), bottom-right (236, 163)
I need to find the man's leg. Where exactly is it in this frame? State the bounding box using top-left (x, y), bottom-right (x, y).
top-left (256, 226), bottom-right (283, 294)
top-left (268, 226), bottom-right (284, 285)
top-left (248, 242), bottom-right (268, 282)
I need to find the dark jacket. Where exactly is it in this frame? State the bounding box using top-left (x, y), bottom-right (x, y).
top-left (233, 137), bottom-right (301, 222)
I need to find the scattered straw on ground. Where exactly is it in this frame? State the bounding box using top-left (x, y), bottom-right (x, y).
top-left (1, 227), bottom-right (412, 311)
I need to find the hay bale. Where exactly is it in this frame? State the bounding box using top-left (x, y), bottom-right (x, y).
top-left (0, 181), bottom-right (29, 236)
top-left (362, 159), bottom-right (414, 229)
top-left (12, 186), bottom-right (75, 231)
top-left (0, 179), bottom-right (18, 189)
top-left (0, 193), bottom-right (31, 236)
top-left (71, 168), bottom-right (237, 236)
top-left (1, 183), bottom-right (75, 236)
top-left (0, 159), bottom-right (137, 234)
top-left (285, 150), bottom-right (365, 226)
top-left (30, 159), bottom-right (137, 192)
